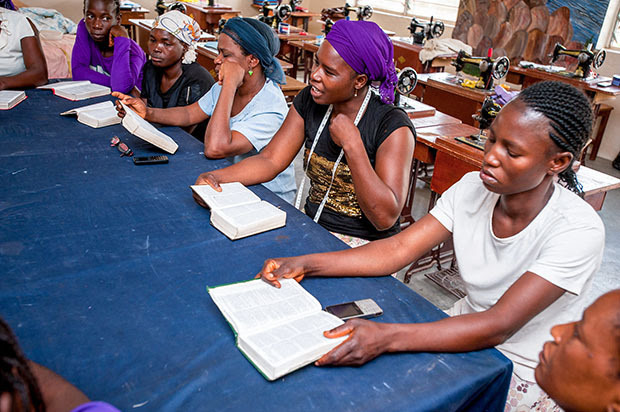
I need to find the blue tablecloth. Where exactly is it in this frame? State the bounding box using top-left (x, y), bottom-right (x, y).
top-left (0, 90), bottom-right (511, 411)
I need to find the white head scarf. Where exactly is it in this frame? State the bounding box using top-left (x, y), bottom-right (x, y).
top-left (153, 10), bottom-right (201, 64)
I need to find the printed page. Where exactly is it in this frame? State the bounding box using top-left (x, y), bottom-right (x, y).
top-left (209, 279), bottom-right (321, 335)
top-left (239, 311), bottom-right (346, 380)
top-left (78, 103), bottom-right (121, 127)
top-left (61, 101), bottom-right (115, 116)
top-left (190, 182), bottom-right (261, 210)
top-left (577, 166), bottom-right (620, 192)
top-left (37, 80), bottom-right (90, 90)
top-left (219, 201), bottom-right (284, 229)
top-left (57, 83), bottom-right (110, 98)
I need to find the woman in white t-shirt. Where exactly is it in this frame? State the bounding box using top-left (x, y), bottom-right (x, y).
top-left (0, 7), bottom-right (47, 90)
top-left (257, 81), bottom-right (605, 410)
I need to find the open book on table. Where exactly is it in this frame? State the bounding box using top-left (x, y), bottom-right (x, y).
top-left (60, 101), bottom-right (121, 128)
top-left (190, 182), bottom-right (286, 240)
top-left (0, 90), bottom-right (27, 110)
top-left (38, 80), bottom-right (111, 101)
top-left (119, 101), bottom-right (178, 154)
top-left (208, 279), bottom-right (347, 381)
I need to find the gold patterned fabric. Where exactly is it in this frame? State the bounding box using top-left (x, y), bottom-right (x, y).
top-left (304, 148), bottom-right (362, 218)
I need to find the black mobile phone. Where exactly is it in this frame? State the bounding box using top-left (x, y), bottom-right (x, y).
top-left (325, 299), bottom-right (383, 321)
top-left (133, 155), bottom-right (169, 165)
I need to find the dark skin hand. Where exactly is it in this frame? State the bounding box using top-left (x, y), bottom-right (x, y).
top-left (0, 18), bottom-right (48, 90)
top-left (258, 100), bottom-right (577, 366)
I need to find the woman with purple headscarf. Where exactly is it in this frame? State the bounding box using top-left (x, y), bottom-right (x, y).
top-left (195, 20), bottom-right (415, 243)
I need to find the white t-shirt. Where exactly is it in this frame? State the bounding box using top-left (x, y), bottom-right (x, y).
top-left (431, 172), bottom-right (605, 382)
top-left (0, 8), bottom-right (35, 77)
top-left (197, 78), bottom-right (296, 204)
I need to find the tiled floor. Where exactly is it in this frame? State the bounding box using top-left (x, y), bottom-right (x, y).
top-left (293, 150), bottom-right (620, 310)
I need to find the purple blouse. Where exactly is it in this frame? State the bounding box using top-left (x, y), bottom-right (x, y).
top-left (71, 19), bottom-right (146, 93)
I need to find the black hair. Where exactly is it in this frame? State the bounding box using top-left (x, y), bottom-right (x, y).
top-left (83, 0), bottom-right (121, 17)
top-left (0, 317), bottom-right (45, 412)
top-left (517, 81), bottom-right (593, 196)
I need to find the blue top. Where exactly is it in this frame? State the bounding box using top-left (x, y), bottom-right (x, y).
top-left (198, 78), bottom-right (296, 204)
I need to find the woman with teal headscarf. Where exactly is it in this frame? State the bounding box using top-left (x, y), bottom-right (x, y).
top-left (114, 17), bottom-right (296, 203)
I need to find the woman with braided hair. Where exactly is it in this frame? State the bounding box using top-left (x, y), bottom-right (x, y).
top-left (256, 81), bottom-right (604, 409)
top-left (0, 317), bottom-right (120, 412)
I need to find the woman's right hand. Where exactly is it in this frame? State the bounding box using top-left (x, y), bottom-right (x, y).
top-left (217, 60), bottom-right (246, 89)
top-left (255, 258), bottom-right (306, 288)
top-left (193, 172), bottom-right (222, 208)
top-left (112, 91), bottom-right (147, 119)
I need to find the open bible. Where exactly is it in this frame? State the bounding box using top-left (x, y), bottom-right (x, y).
top-left (0, 90), bottom-right (26, 110)
top-left (60, 101), bottom-right (121, 128)
top-left (208, 279), bottom-right (347, 381)
top-left (38, 81), bottom-right (111, 101)
top-left (120, 101), bottom-right (179, 154)
top-left (191, 182), bottom-right (286, 240)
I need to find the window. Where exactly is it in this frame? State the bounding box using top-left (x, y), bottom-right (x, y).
top-left (357, 0), bottom-right (459, 23)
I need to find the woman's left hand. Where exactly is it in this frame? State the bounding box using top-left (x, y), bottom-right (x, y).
top-left (315, 319), bottom-right (391, 366)
top-left (108, 25), bottom-right (129, 47)
top-left (329, 113), bottom-right (361, 150)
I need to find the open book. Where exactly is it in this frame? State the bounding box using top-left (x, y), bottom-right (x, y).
top-left (191, 182), bottom-right (286, 240)
top-left (208, 279), bottom-right (347, 381)
top-left (60, 101), bottom-right (121, 128)
top-left (38, 80), bottom-right (111, 101)
top-left (0, 90), bottom-right (26, 110)
top-left (120, 101), bottom-right (178, 154)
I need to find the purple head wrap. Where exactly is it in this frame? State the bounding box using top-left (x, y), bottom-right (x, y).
top-left (325, 20), bottom-right (397, 104)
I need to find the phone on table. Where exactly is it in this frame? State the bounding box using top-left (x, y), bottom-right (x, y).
top-left (133, 155), bottom-right (169, 165)
top-left (325, 299), bottom-right (383, 320)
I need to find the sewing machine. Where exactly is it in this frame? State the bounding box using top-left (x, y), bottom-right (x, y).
top-left (550, 43), bottom-right (606, 79)
top-left (218, 18), bottom-right (226, 34)
top-left (155, 0), bottom-right (187, 15)
top-left (393, 67), bottom-right (418, 108)
top-left (408, 16), bottom-right (444, 45)
top-left (258, 1), bottom-right (292, 28)
top-left (343, 2), bottom-right (373, 20)
top-left (323, 18), bottom-right (334, 35)
top-left (455, 97), bottom-right (501, 150)
top-left (287, 0), bottom-right (303, 11)
top-left (452, 50), bottom-right (510, 90)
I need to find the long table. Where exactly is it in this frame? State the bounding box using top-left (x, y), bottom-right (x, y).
top-left (0, 90), bottom-right (512, 411)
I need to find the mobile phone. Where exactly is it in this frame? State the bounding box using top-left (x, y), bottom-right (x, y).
top-left (597, 81), bottom-right (612, 87)
top-left (133, 155), bottom-right (169, 165)
top-left (325, 299), bottom-right (383, 320)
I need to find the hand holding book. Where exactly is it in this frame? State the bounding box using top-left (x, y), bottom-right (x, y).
top-left (112, 91), bottom-right (147, 119)
top-left (256, 258), bottom-right (306, 288)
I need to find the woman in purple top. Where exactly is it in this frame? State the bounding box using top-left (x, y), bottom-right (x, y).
top-left (71, 0), bottom-right (145, 94)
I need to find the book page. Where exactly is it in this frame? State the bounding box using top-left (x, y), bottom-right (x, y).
top-left (61, 101), bottom-right (115, 116)
top-left (56, 83), bottom-right (110, 99)
top-left (120, 102), bottom-right (178, 153)
top-left (78, 103), bottom-right (121, 127)
top-left (577, 166), bottom-right (620, 192)
top-left (190, 182), bottom-right (261, 210)
top-left (37, 80), bottom-right (91, 90)
top-left (218, 201), bottom-right (284, 228)
top-left (209, 279), bottom-right (321, 335)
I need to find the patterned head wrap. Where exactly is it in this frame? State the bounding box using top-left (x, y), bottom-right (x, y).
top-left (153, 10), bottom-right (201, 64)
top-left (326, 20), bottom-right (398, 104)
top-left (221, 17), bottom-right (285, 85)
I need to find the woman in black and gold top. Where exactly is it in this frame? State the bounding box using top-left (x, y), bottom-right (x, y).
top-left (193, 19), bottom-right (415, 242)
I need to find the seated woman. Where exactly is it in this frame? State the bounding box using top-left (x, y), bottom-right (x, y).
top-left (140, 11), bottom-right (214, 140)
top-left (257, 81), bottom-right (604, 410)
top-left (72, 0), bottom-right (146, 94)
top-left (193, 20), bottom-right (415, 243)
top-left (0, 6), bottom-right (48, 90)
top-left (0, 316), bottom-right (120, 412)
top-left (534, 289), bottom-right (620, 412)
top-left (114, 17), bottom-right (296, 203)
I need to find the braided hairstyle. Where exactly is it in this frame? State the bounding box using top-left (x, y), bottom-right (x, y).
top-left (516, 81), bottom-right (593, 196)
top-left (83, 0), bottom-right (121, 17)
top-left (0, 317), bottom-right (45, 412)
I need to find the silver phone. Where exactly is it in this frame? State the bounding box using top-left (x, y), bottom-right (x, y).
top-left (325, 299), bottom-right (383, 320)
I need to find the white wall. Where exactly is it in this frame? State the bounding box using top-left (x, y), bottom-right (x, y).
top-left (594, 50), bottom-right (620, 161)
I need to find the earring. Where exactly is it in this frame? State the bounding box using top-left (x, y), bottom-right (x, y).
top-left (248, 70), bottom-right (253, 76)
top-left (354, 88), bottom-right (358, 97)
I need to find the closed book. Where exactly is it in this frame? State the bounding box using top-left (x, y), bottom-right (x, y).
top-left (0, 90), bottom-right (26, 110)
top-left (60, 101), bottom-right (121, 128)
top-left (120, 101), bottom-right (178, 154)
top-left (208, 279), bottom-right (346, 381)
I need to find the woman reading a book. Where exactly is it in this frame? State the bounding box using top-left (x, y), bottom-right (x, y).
top-left (193, 20), bottom-right (415, 244)
top-left (0, 6), bottom-right (48, 90)
top-left (140, 11), bottom-right (214, 140)
top-left (114, 17), bottom-right (296, 203)
top-left (257, 81), bottom-right (605, 410)
top-left (72, 0), bottom-right (146, 94)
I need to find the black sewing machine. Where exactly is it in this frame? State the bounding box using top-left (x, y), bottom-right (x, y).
top-left (550, 43), bottom-right (606, 79)
top-left (287, 0), bottom-right (303, 11)
top-left (218, 18), bottom-right (226, 34)
top-left (456, 97), bottom-right (502, 150)
top-left (408, 16), bottom-right (444, 45)
top-left (155, 0), bottom-right (187, 15)
top-left (323, 18), bottom-right (334, 35)
top-left (343, 2), bottom-right (373, 20)
top-left (258, 1), bottom-right (292, 28)
top-left (393, 67), bottom-right (418, 108)
top-left (452, 50), bottom-right (510, 90)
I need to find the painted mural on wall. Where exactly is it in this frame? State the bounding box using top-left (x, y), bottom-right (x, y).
top-left (451, 0), bottom-right (610, 66)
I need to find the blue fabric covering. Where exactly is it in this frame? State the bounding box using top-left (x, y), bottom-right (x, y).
top-left (221, 17), bottom-right (285, 85)
top-left (0, 90), bottom-right (512, 411)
